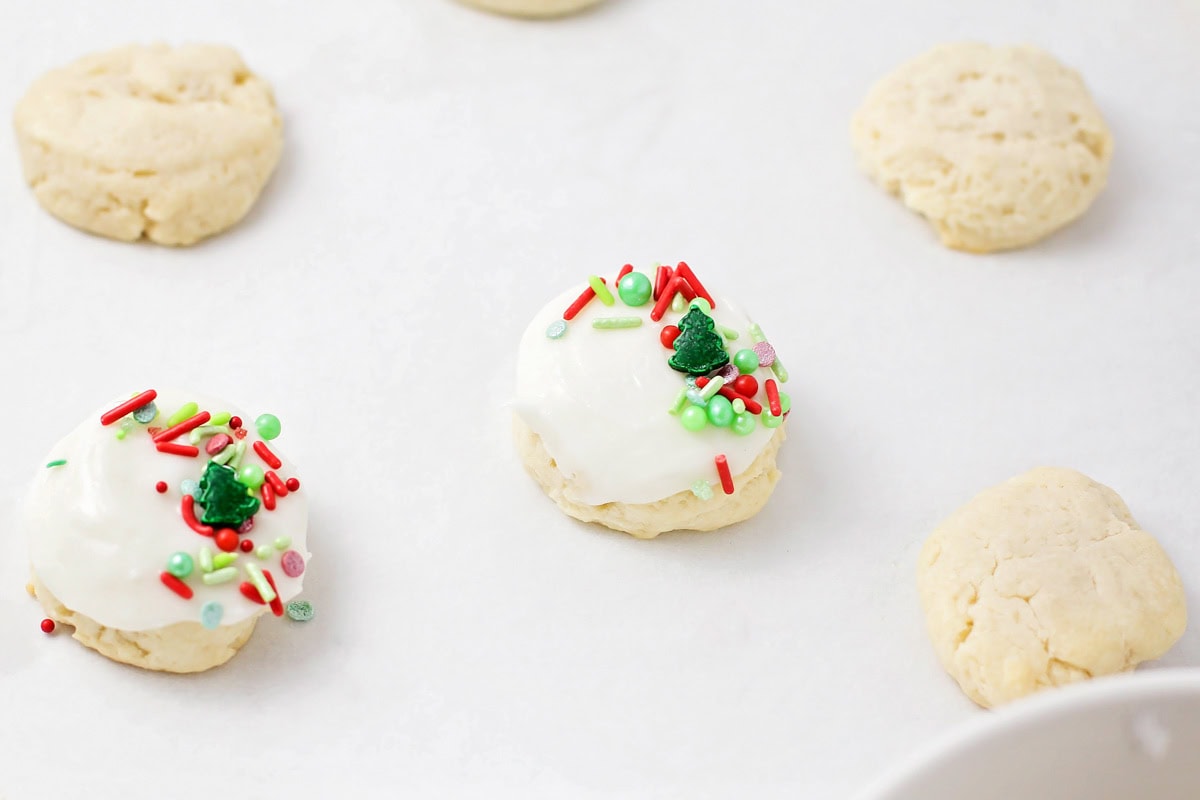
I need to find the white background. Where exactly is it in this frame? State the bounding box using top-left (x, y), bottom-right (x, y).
top-left (0, 1), bottom-right (1197, 797)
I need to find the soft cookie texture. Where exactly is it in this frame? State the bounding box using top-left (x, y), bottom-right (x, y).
top-left (456, 0), bottom-right (603, 18)
top-left (917, 467), bottom-right (1186, 709)
top-left (851, 43), bottom-right (1113, 253)
top-left (13, 43), bottom-right (283, 246)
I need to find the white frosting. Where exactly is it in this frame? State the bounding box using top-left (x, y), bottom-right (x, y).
top-left (514, 277), bottom-right (785, 505)
top-left (25, 389), bottom-right (310, 632)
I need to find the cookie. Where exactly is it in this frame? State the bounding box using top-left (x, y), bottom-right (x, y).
top-left (513, 262), bottom-right (791, 538)
top-left (917, 467), bottom-right (1186, 708)
top-left (25, 389), bottom-right (310, 673)
top-left (851, 43), bottom-right (1113, 253)
top-left (456, 0), bottom-right (603, 18)
top-left (13, 44), bottom-right (282, 246)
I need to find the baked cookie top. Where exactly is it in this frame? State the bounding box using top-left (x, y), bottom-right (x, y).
top-left (25, 389), bottom-right (310, 632)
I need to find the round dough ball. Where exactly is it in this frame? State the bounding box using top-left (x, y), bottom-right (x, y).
top-left (851, 43), bottom-right (1113, 253)
top-left (456, 0), bottom-right (603, 18)
top-left (13, 43), bottom-right (283, 246)
top-left (917, 467), bottom-right (1186, 709)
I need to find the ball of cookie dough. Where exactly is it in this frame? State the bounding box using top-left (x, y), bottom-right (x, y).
top-left (917, 467), bottom-right (1186, 709)
top-left (455, 0), bottom-right (603, 18)
top-left (851, 43), bottom-right (1113, 253)
top-left (13, 43), bottom-right (283, 246)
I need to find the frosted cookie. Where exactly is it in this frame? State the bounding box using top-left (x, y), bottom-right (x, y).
top-left (456, 0), bottom-right (603, 18)
top-left (851, 43), bottom-right (1113, 253)
top-left (917, 467), bottom-right (1186, 708)
top-left (13, 44), bottom-right (282, 246)
top-left (514, 262), bottom-right (791, 538)
top-left (25, 389), bottom-right (311, 673)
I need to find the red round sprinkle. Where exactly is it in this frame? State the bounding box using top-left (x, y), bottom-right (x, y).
top-left (155, 481), bottom-right (168, 494)
top-left (239, 538), bottom-right (255, 553)
top-left (229, 416), bottom-right (242, 430)
top-left (280, 550), bottom-right (306, 578)
top-left (733, 375), bottom-right (759, 398)
top-left (40, 618), bottom-right (55, 634)
top-left (660, 325), bottom-right (681, 349)
top-left (215, 529), bottom-right (239, 553)
top-left (285, 477), bottom-right (300, 492)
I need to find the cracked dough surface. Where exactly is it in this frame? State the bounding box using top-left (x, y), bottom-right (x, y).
top-left (851, 43), bottom-right (1113, 253)
top-left (456, 0), bottom-right (603, 18)
top-left (917, 467), bottom-right (1186, 708)
top-left (13, 43), bottom-right (282, 246)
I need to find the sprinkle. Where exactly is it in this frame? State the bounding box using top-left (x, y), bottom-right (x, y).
top-left (203, 567), bottom-right (239, 586)
top-left (239, 582), bottom-right (266, 604)
top-left (718, 325), bottom-right (739, 340)
top-left (668, 385), bottom-right (691, 415)
top-left (286, 600), bottom-right (315, 622)
top-left (699, 375), bottom-right (725, 400)
top-left (771, 360), bottom-right (789, 383)
top-left (180, 479), bottom-right (199, 496)
top-left (265, 470), bottom-right (288, 497)
top-left (546, 320), bottom-right (568, 339)
top-left (154, 411), bottom-right (211, 443)
top-left (45, 459), bottom-right (67, 468)
top-left (685, 389), bottom-right (708, 408)
top-left (255, 414), bottom-right (282, 441)
top-left (100, 390), bottom-right (157, 426)
top-left (200, 601), bottom-right (223, 630)
top-left (132, 402), bottom-right (158, 424)
top-left (238, 516), bottom-right (255, 534)
top-left (156, 442), bottom-right (199, 457)
top-left (166, 402), bottom-right (199, 428)
top-left (205, 433), bottom-right (232, 455)
top-left (671, 293), bottom-right (686, 312)
top-left (690, 479), bottom-right (714, 500)
top-left (213, 552), bottom-right (239, 569)
top-left (660, 325), bottom-right (681, 349)
top-left (274, 536), bottom-right (291, 550)
top-left (228, 440), bottom-right (247, 469)
top-left (40, 618), bottom-right (55, 633)
top-left (563, 279), bottom-right (606, 321)
top-left (674, 262), bottom-right (715, 309)
top-left (211, 445), bottom-right (236, 466)
top-left (615, 263), bottom-right (633, 284)
top-left (765, 379), bottom-right (782, 417)
top-left (747, 326), bottom-right (789, 381)
top-left (229, 416), bottom-right (243, 430)
top-left (588, 275), bottom-right (615, 306)
top-left (166, 552), bottom-right (194, 579)
top-left (715, 455), bottom-right (735, 495)
top-left (752, 341), bottom-right (776, 366)
top-left (233, 427), bottom-right (248, 440)
top-left (592, 316), bottom-right (643, 330)
top-left (253, 441), bottom-right (282, 469)
top-left (198, 546), bottom-right (214, 573)
top-left (748, 323), bottom-right (766, 343)
top-left (115, 419), bottom-right (133, 440)
top-left (160, 571), bottom-right (194, 599)
top-left (285, 477), bottom-right (300, 492)
top-left (181, 496), bottom-right (214, 536)
top-left (243, 563), bottom-right (276, 604)
top-left (280, 550), bottom-right (306, 578)
top-left (210, 411), bottom-right (232, 426)
top-left (261, 481), bottom-right (276, 511)
top-left (214, 529), bottom-right (239, 552)
top-left (718, 385), bottom-right (762, 415)
top-left (653, 265), bottom-right (673, 301)
top-left (239, 538), bottom-right (255, 553)
top-left (732, 398), bottom-right (746, 414)
top-left (262, 570), bottom-right (285, 617)
top-left (717, 364), bottom-right (739, 383)
top-left (255, 545), bottom-right (272, 560)
top-left (650, 275), bottom-right (693, 322)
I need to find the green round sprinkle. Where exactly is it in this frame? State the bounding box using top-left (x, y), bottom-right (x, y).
top-left (617, 272), bottom-right (652, 307)
top-left (690, 479), bottom-right (714, 500)
top-left (546, 320), bottom-right (568, 339)
top-left (731, 398), bottom-right (746, 415)
top-left (166, 552), bottom-right (194, 579)
top-left (132, 402), bottom-right (158, 424)
top-left (255, 414), bottom-right (281, 441)
top-left (689, 297), bottom-right (712, 315)
top-left (679, 406), bottom-right (708, 432)
top-left (733, 349), bottom-right (759, 375)
top-left (286, 600), bottom-right (315, 622)
top-left (167, 402), bottom-right (198, 427)
top-left (255, 545), bottom-right (272, 560)
top-left (274, 536), bottom-right (292, 551)
top-left (238, 464), bottom-right (265, 490)
top-left (210, 411), bottom-right (232, 426)
top-left (706, 395), bottom-right (734, 427)
top-left (732, 412), bottom-right (757, 436)
top-left (779, 392), bottom-right (791, 414)
top-left (761, 409), bottom-right (784, 429)
top-left (45, 459), bottom-right (67, 468)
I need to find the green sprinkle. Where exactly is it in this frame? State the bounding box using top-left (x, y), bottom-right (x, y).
top-left (592, 316), bottom-right (643, 330)
top-left (546, 320), bottom-right (567, 340)
top-left (588, 275), bottom-right (614, 306)
top-left (771, 360), bottom-right (789, 382)
top-left (189, 425), bottom-right (227, 445)
top-left (274, 536), bottom-right (291, 551)
top-left (201, 567), bottom-right (238, 586)
top-left (244, 562), bottom-right (276, 603)
top-left (228, 440), bottom-right (247, 470)
top-left (115, 418), bottom-right (134, 441)
top-left (668, 386), bottom-right (690, 415)
top-left (286, 600), bottom-right (314, 622)
top-left (198, 546), bottom-right (214, 574)
top-left (213, 552), bottom-right (238, 569)
top-left (211, 445), bottom-right (236, 466)
top-left (748, 323), bottom-right (766, 344)
top-left (718, 325), bottom-right (739, 340)
top-left (45, 459), bottom-right (67, 468)
top-left (132, 402), bottom-right (158, 424)
top-left (166, 402), bottom-right (198, 427)
top-left (671, 293), bottom-right (686, 312)
top-left (732, 398), bottom-right (746, 414)
top-left (210, 411), bottom-right (232, 427)
top-left (699, 375), bottom-right (725, 400)
top-left (691, 479), bottom-right (714, 500)
top-left (689, 297), bottom-right (713, 314)
top-left (255, 545), bottom-right (272, 560)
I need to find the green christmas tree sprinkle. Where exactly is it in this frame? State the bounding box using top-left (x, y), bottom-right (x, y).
top-left (668, 306), bottom-right (730, 375)
top-left (196, 462), bottom-right (260, 529)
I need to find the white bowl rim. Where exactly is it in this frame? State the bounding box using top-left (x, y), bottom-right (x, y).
top-left (855, 668), bottom-right (1200, 800)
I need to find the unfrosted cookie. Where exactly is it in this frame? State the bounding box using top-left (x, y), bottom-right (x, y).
top-left (851, 43), bottom-right (1113, 253)
top-left (13, 44), bottom-right (282, 246)
top-left (917, 467), bottom-right (1186, 708)
top-left (456, 0), bottom-right (603, 18)
top-left (513, 262), bottom-right (791, 538)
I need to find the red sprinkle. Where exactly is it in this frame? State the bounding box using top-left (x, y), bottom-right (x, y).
top-left (215, 529), bottom-right (239, 553)
top-left (280, 550), bottom-right (306, 578)
top-left (153, 411), bottom-right (211, 443)
top-left (660, 325), bottom-right (681, 349)
top-left (234, 427), bottom-right (248, 440)
top-left (718, 385), bottom-right (762, 415)
top-left (253, 441), bottom-right (282, 469)
top-left (615, 263), bottom-right (633, 285)
top-left (40, 618), bottom-right (55, 634)
top-left (156, 442), bottom-right (199, 457)
top-left (715, 455), bottom-right (735, 495)
top-left (239, 582), bottom-right (267, 605)
top-left (650, 276), bottom-right (695, 322)
top-left (160, 572), bottom-right (194, 600)
top-left (240, 538), bottom-right (255, 553)
top-left (155, 481), bottom-right (168, 494)
top-left (100, 390), bottom-right (157, 426)
top-left (229, 416), bottom-right (242, 430)
top-left (285, 477), bottom-right (300, 492)
top-left (181, 496), bottom-right (214, 536)
top-left (263, 570), bottom-right (285, 617)
top-left (653, 265), bottom-right (673, 301)
top-left (765, 379), bottom-right (782, 417)
top-left (206, 433), bottom-right (232, 455)
top-left (695, 376), bottom-right (710, 388)
top-left (261, 481), bottom-right (276, 511)
top-left (563, 278), bottom-right (606, 321)
top-left (733, 374), bottom-right (759, 398)
top-left (265, 470), bottom-right (288, 497)
top-left (674, 261), bottom-right (715, 309)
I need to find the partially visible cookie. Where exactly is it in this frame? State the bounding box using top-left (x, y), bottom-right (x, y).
top-left (456, 0), bottom-right (603, 18)
top-left (851, 43), bottom-right (1113, 253)
top-left (917, 467), bottom-right (1186, 708)
top-left (13, 44), bottom-right (282, 246)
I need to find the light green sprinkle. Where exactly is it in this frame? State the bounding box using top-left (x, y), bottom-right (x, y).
top-left (691, 479), bottom-right (714, 500)
top-left (718, 325), bottom-right (739, 340)
top-left (689, 297), bottom-right (713, 314)
top-left (668, 386), bottom-right (691, 415)
top-left (201, 567), bottom-right (238, 586)
top-left (748, 323), bottom-right (766, 343)
top-left (588, 275), bottom-right (615, 306)
top-left (198, 546), bottom-right (214, 573)
top-left (274, 536), bottom-right (292, 551)
top-left (286, 600), bottom-right (314, 622)
top-left (699, 375), bottom-right (725, 400)
top-left (244, 562), bottom-right (276, 603)
top-left (592, 316), bottom-right (643, 330)
top-left (732, 398), bottom-right (746, 414)
top-left (671, 293), bottom-right (686, 312)
top-left (211, 445), bottom-right (236, 466)
top-left (45, 459), bottom-right (67, 468)
top-left (115, 418), bottom-right (134, 441)
top-left (166, 402), bottom-right (198, 427)
top-left (228, 440), bottom-right (247, 470)
top-left (255, 545), bottom-right (272, 560)
top-left (213, 552), bottom-right (238, 570)
top-left (771, 360), bottom-right (789, 382)
top-left (210, 411), bottom-right (232, 426)
top-left (189, 425), bottom-right (227, 445)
